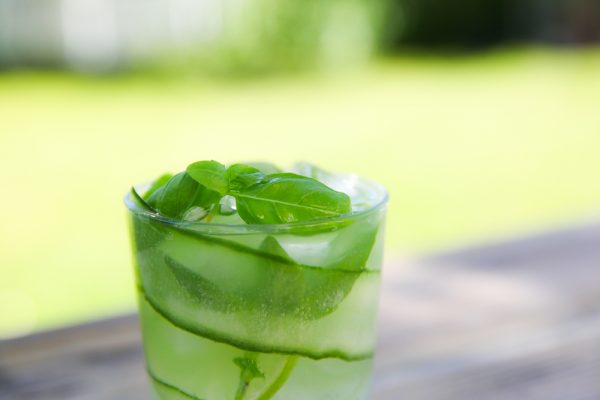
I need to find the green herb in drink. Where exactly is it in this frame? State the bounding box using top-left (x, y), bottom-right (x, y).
top-left (144, 160), bottom-right (352, 225)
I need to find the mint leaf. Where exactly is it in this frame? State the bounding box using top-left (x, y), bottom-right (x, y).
top-left (232, 173), bottom-right (351, 224)
top-left (147, 172), bottom-right (220, 219)
top-left (186, 160), bottom-right (228, 196)
top-left (143, 173), bottom-right (173, 200)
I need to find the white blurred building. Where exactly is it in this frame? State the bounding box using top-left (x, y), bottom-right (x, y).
top-left (0, 0), bottom-right (381, 73)
top-left (0, 0), bottom-right (229, 71)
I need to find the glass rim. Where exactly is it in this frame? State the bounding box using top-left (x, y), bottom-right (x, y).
top-left (124, 174), bottom-right (388, 234)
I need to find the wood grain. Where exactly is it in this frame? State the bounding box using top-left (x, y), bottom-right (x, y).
top-left (373, 222), bottom-right (600, 400)
top-left (2, 222), bottom-right (599, 399)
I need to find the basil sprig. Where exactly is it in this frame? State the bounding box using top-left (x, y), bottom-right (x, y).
top-left (138, 161), bottom-right (351, 224)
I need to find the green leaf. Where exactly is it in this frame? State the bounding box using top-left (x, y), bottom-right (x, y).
top-left (147, 172), bottom-right (220, 219)
top-left (143, 173), bottom-right (173, 200)
top-left (234, 355), bottom-right (264, 379)
top-left (186, 160), bottom-right (228, 196)
top-left (232, 173), bottom-right (351, 224)
top-left (255, 356), bottom-right (297, 400)
top-left (227, 163), bottom-right (265, 192)
top-left (234, 353), bottom-right (265, 400)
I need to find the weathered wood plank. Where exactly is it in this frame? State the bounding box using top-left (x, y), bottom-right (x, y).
top-left (1, 222), bottom-right (599, 399)
top-left (373, 222), bottom-right (600, 399)
top-left (0, 315), bottom-right (148, 400)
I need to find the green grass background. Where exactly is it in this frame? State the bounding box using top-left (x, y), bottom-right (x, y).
top-left (1, 48), bottom-right (600, 337)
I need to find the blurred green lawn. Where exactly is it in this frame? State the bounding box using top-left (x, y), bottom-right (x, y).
top-left (1, 48), bottom-right (600, 337)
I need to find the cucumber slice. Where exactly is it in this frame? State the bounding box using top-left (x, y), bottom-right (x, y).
top-left (158, 220), bottom-right (378, 319)
top-left (148, 351), bottom-right (295, 400)
top-left (132, 213), bottom-right (382, 361)
top-left (135, 245), bottom-right (379, 359)
top-left (165, 223), bottom-right (379, 317)
top-left (139, 275), bottom-right (378, 360)
top-left (142, 296), bottom-right (297, 400)
top-left (131, 216), bottom-right (167, 251)
top-left (148, 368), bottom-right (205, 400)
top-left (130, 187), bottom-right (155, 212)
top-left (162, 232), bottom-right (361, 320)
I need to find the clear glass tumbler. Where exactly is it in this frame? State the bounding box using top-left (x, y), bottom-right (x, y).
top-left (125, 175), bottom-right (387, 400)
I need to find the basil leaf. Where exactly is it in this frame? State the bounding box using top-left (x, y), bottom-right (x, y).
top-left (234, 353), bottom-right (265, 400)
top-left (227, 164), bottom-right (265, 192)
top-left (234, 355), bottom-right (264, 379)
top-left (143, 173), bottom-right (173, 200)
top-left (148, 172), bottom-right (220, 219)
top-left (232, 173), bottom-right (351, 224)
top-left (186, 160), bottom-right (228, 196)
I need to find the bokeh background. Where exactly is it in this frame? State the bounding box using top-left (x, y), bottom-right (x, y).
top-left (1, 0), bottom-right (599, 338)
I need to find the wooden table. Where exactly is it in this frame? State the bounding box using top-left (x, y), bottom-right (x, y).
top-left (2, 222), bottom-right (600, 400)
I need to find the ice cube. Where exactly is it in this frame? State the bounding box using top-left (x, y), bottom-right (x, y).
top-left (277, 231), bottom-right (339, 266)
top-left (182, 206), bottom-right (209, 221)
top-left (292, 162), bottom-right (385, 212)
top-left (219, 195), bottom-right (237, 215)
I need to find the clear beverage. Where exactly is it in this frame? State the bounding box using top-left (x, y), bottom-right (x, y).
top-left (126, 174), bottom-right (387, 400)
